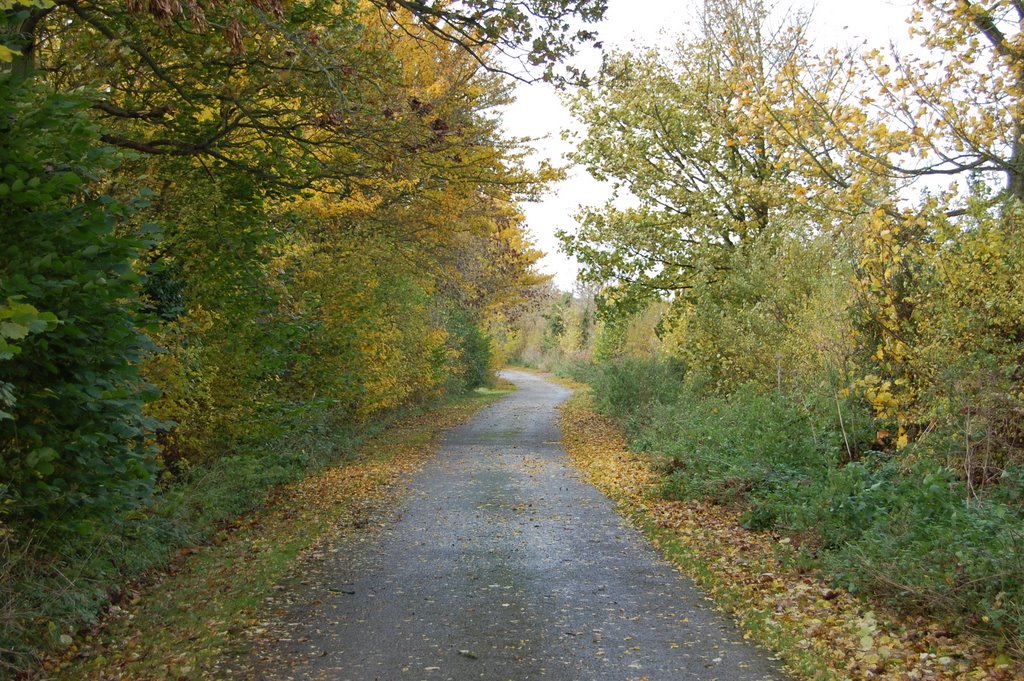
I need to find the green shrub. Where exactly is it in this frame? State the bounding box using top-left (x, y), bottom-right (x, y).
top-left (583, 360), bottom-right (840, 506)
top-left (583, 357), bottom-right (1024, 647)
top-left (443, 309), bottom-right (492, 391)
top-left (822, 462), bottom-right (1024, 642)
top-left (553, 359), bottom-right (600, 384)
top-left (1, 392), bottom-right (366, 673)
top-left (0, 77), bottom-right (158, 541)
top-left (587, 357), bottom-right (686, 427)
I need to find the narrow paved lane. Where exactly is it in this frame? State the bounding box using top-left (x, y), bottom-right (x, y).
top-left (250, 371), bottom-right (787, 681)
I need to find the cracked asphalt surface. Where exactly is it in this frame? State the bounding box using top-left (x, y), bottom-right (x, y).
top-left (248, 370), bottom-right (789, 680)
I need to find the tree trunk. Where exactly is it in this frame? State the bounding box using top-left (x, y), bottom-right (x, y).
top-left (1008, 130), bottom-right (1024, 203)
top-left (3, 6), bottom-right (53, 81)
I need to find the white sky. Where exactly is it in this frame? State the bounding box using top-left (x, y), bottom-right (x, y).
top-left (499, 0), bottom-right (917, 290)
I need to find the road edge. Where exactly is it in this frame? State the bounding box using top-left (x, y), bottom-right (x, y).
top-left (40, 388), bottom-right (514, 680)
top-left (557, 387), bottom-right (1020, 681)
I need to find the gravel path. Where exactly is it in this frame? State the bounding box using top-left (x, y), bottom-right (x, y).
top-left (249, 370), bottom-right (789, 681)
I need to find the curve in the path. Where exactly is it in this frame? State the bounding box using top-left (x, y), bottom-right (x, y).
top-left (248, 370), bottom-right (789, 681)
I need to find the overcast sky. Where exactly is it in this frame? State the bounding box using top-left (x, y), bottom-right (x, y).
top-left (499, 0), bottom-right (917, 290)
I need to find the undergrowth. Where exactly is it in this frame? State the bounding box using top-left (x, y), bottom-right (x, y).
top-left (37, 385), bottom-right (510, 680)
top-left (0, 390), bottom-right (487, 678)
top-left (566, 358), bottom-right (1024, 654)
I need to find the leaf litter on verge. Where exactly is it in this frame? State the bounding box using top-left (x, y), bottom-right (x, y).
top-left (558, 394), bottom-right (1023, 681)
top-left (40, 392), bottom-right (507, 680)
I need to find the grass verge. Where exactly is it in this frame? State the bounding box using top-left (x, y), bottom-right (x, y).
top-left (559, 388), bottom-right (1022, 681)
top-left (35, 386), bottom-right (510, 680)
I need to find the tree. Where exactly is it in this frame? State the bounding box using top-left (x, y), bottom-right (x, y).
top-left (370, 0), bottom-right (607, 82)
top-left (2, 0), bottom-right (605, 193)
top-left (875, 0), bottom-right (1024, 201)
top-left (771, 0), bottom-right (1024, 205)
top-left (560, 0), bottom-right (830, 310)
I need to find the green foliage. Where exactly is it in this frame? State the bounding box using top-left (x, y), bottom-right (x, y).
top-left (581, 357), bottom-right (1024, 647)
top-left (0, 76), bottom-right (157, 537)
top-left (655, 231), bottom-right (848, 393)
top-left (586, 357), bottom-right (686, 428)
top-left (560, 0), bottom-right (826, 306)
top-left (4, 386), bottom-right (397, 673)
top-left (602, 375), bottom-right (846, 507)
top-left (811, 461), bottom-right (1024, 643)
top-left (541, 295), bottom-right (568, 350)
top-left (442, 308), bottom-right (493, 392)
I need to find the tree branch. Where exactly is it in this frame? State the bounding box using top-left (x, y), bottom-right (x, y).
top-left (93, 101), bottom-right (172, 120)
